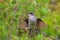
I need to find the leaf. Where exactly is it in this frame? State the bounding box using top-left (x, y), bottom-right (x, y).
top-left (0, 3), bottom-right (5, 9)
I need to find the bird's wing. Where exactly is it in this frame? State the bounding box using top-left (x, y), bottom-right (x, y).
top-left (37, 18), bottom-right (47, 28)
top-left (24, 18), bottom-right (29, 27)
top-left (19, 18), bottom-right (28, 32)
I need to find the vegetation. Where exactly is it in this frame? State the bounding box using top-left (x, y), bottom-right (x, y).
top-left (0, 0), bottom-right (60, 40)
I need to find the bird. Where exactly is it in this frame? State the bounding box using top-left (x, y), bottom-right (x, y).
top-left (18, 12), bottom-right (47, 37)
top-left (24, 12), bottom-right (45, 28)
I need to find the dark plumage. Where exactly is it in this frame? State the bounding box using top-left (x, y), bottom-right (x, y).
top-left (20, 12), bottom-right (46, 37)
top-left (29, 12), bottom-right (34, 15)
top-left (19, 18), bottom-right (46, 37)
top-left (24, 18), bottom-right (43, 27)
top-left (24, 18), bottom-right (43, 37)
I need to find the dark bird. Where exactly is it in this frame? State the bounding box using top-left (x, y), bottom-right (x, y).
top-left (18, 12), bottom-right (47, 37)
top-left (24, 12), bottom-right (45, 28)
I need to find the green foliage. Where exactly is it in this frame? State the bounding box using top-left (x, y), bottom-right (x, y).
top-left (0, 3), bottom-right (6, 9)
top-left (0, 0), bottom-right (60, 40)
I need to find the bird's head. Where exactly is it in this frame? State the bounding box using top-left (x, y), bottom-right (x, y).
top-left (28, 12), bottom-right (34, 17)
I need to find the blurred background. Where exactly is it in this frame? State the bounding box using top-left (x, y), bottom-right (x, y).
top-left (0, 0), bottom-right (60, 40)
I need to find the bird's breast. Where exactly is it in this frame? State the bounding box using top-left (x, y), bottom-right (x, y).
top-left (29, 16), bottom-right (37, 21)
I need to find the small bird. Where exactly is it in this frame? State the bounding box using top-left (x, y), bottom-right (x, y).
top-left (19, 12), bottom-right (47, 37)
top-left (24, 12), bottom-right (46, 27)
top-left (24, 12), bottom-right (46, 37)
